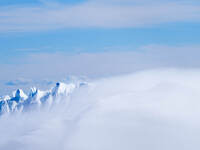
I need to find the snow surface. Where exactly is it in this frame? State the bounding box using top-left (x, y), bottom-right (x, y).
top-left (1, 69), bottom-right (200, 150)
top-left (0, 82), bottom-right (81, 114)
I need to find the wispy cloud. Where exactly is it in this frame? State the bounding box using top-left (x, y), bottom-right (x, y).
top-left (1, 44), bottom-right (200, 80)
top-left (5, 78), bottom-right (32, 86)
top-left (0, 0), bottom-right (200, 32)
top-left (15, 46), bottom-right (52, 53)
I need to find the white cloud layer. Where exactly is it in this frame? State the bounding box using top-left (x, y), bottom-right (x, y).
top-left (0, 0), bottom-right (200, 32)
top-left (0, 44), bottom-right (200, 94)
top-left (1, 44), bottom-right (200, 79)
top-left (1, 69), bottom-right (200, 150)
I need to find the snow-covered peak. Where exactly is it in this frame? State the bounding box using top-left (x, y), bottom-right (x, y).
top-left (52, 82), bottom-right (76, 96)
top-left (12, 89), bottom-right (28, 102)
top-left (0, 81), bottom-right (85, 115)
top-left (3, 95), bottom-right (10, 101)
top-left (29, 87), bottom-right (38, 97)
top-left (30, 87), bottom-right (37, 94)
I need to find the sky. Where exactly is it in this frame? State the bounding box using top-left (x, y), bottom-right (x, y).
top-left (1, 1), bottom-right (200, 149)
top-left (0, 0), bottom-right (200, 94)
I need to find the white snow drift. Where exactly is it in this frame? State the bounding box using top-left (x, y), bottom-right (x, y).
top-left (0, 69), bottom-right (200, 150)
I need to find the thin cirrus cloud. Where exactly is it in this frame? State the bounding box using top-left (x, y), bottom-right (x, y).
top-left (0, 0), bottom-right (200, 32)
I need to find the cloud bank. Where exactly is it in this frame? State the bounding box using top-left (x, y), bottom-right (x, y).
top-left (0, 44), bottom-right (200, 95)
top-left (1, 44), bottom-right (200, 78)
top-left (0, 44), bottom-right (200, 94)
top-left (1, 69), bottom-right (200, 150)
top-left (0, 0), bottom-right (200, 32)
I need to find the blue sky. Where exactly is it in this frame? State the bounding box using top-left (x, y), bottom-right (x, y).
top-left (0, 0), bottom-right (200, 94)
top-left (0, 0), bottom-right (85, 5)
top-left (1, 23), bottom-right (200, 64)
top-left (0, 0), bottom-right (199, 60)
